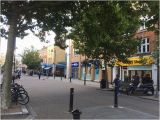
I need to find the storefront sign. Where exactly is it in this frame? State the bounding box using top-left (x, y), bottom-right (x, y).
top-left (116, 56), bottom-right (154, 66)
top-left (128, 66), bottom-right (152, 70)
top-left (72, 62), bottom-right (79, 67)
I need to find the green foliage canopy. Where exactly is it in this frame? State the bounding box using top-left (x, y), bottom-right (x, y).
top-left (21, 47), bottom-right (41, 70)
top-left (69, 1), bottom-right (141, 66)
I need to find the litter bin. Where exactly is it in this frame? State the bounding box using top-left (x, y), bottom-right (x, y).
top-left (72, 109), bottom-right (81, 119)
top-left (100, 79), bottom-right (106, 89)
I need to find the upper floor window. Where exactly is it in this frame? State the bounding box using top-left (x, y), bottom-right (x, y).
top-left (139, 22), bottom-right (146, 31)
top-left (138, 38), bottom-right (149, 53)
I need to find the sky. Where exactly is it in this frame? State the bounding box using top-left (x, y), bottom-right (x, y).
top-left (0, 31), bottom-right (55, 56)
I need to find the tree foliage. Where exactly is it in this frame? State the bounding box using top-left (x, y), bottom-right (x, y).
top-left (0, 1), bottom-right (158, 108)
top-left (1, 1), bottom-right (77, 48)
top-left (70, 1), bottom-right (141, 62)
top-left (21, 47), bottom-right (41, 70)
top-left (69, 1), bottom-right (141, 87)
top-left (0, 1), bottom-right (78, 109)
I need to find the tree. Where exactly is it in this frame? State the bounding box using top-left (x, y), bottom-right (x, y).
top-left (1, 1), bottom-right (78, 109)
top-left (21, 47), bottom-right (41, 70)
top-left (69, 1), bottom-right (141, 88)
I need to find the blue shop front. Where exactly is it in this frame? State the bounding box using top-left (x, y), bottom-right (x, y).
top-left (71, 62), bottom-right (79, 79)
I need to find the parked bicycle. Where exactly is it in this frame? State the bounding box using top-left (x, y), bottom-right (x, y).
top-left (11, 83), bottom-right (29, 105)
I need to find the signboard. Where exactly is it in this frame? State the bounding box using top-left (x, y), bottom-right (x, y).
top-left (116, 56), bottom-right (154, 66)
top-left (72, 62), bottom-right (79, 67)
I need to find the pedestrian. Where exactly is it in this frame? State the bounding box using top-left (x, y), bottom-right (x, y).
top-left (113, 74), bottom-right (121, 95)
top-left (133, 74), bottom-right (140, 86)
top-left (142, 74), bottom-right (153, 85)
top-left (38, 71), bottom-right (41, 80)
top-left (17, 70), bottom-right (21, 79)
top-left (12, 71), bottom-right (16, 84)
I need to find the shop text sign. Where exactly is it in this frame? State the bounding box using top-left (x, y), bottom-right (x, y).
top-left (72, 62), bottom-right (79, 67)
top-left (116, 56), bottom-right (154, 66)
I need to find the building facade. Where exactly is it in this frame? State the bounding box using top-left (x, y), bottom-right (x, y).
top-left (39, 44), bottom-right (66, 76)
top-left (66, 39), bottom-right (112, 82)
top-left (38, 46), bottom-right (47, 64)
top-left (113, 30), bottom-right (158, 86)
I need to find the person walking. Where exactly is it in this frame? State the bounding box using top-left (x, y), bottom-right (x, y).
top-left (38, 70), bottom-right (41, 80)
top-left (132, 74), bottom-right (140, 86)
top-left (12, 71), bottom-right (16, 84)
top-left (113, 74), bottom-right (121, 95)
top-left (17, 70), bottom-right (21, 79)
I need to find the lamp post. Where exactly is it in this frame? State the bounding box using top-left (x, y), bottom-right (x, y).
top-left (54, 48), bottom-right (56, 77)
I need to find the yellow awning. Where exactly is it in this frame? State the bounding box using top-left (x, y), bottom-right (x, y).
top-left (115, 55), bottom-right (154, 66)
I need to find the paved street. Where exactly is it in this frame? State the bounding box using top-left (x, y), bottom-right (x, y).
top-left (14, 75), bottom-right (159, 119)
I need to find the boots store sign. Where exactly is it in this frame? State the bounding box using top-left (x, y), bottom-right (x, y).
top-left (72, 62), bottom-right (79, 67)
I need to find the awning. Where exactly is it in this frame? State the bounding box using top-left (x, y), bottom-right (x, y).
top-left (56, 64), bottom-right (66, 68)
top-left (115, 55), bottom-right (154, 66)
top-left (44, 67), bottom-right (51, 70)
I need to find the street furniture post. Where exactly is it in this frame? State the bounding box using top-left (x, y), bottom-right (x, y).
top-left (114, 86), bottom-right (118, 108)
top-left (69, 88), bottom-right (74, 112)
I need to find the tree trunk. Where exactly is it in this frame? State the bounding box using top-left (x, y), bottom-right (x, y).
top-left (2, 9), bottom-right (18, 109)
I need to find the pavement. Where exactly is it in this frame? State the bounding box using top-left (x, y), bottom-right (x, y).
top-left (1, 75), bottom-right (159, 119)
top-left (63, 77), bottom-right (159, 101)
top-left (81, 105), bottom-right (158, 119)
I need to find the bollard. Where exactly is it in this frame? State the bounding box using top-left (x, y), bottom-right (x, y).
top-left (61, 76), bottom-right (62, 80)
top-left (69, 88), bottom-right (74, 112)
top-left (114, 86), bottom-right (118, 108)
top-left (72, 109), bottom-right (81, 119)
top-left (70, 76), bottom-right (72, 83)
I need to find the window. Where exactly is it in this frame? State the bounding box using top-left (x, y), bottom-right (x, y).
top-left (139, 22), bottom-right (146, 31)
top-left (138, 38), bottom-right (149, 53)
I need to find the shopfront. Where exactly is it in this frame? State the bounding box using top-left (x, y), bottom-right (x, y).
top-left (81, 63), bottom-right (92, 80)
top-left (71, 62), bottom-right (79, 79)
top-left (113, 55), bottom-right (157, 85)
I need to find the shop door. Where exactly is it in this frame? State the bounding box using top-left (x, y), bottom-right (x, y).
top-left (122, 69), bottom-right (128, 81)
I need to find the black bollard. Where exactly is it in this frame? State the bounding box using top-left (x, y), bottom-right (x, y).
top-left (61, 76), bottom-right (62, 80)
top-left (70, 76), bottom-right (72, 83)
top-left (69, 88), bottom-right (74, 112)
top-left (72, 109), bottom-right (81, 119)
top-left (114, 86), bottom-right (118, 108)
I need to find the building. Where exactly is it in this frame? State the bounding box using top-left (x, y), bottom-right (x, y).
top-left (66, 39), bottom-right (112, 82)
top-left (38, 46), bottom-right (47, 64)
top-left (39, 44), bottom-right (66, 76)
top-left (113, 29), bottom-right (158, 86)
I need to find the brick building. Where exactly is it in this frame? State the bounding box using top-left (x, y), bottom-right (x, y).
top-left (113, 29), bottom-right (158, 86)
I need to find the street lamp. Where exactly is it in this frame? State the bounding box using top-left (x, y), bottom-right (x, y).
top-left (83, 56), bottom-right (87, 85)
